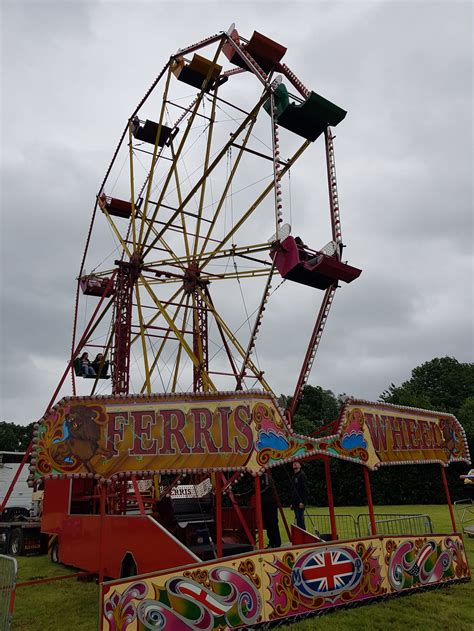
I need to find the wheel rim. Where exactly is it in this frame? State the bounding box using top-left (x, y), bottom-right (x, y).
top-left (68, 29), bottom-right (343, 403)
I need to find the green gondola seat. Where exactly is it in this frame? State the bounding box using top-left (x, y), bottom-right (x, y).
top-left (73, 358), bottom-right (110, 379)
top-left (264, 83), bottom-right (347, 141)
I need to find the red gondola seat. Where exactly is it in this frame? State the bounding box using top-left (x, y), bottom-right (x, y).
top-left (264, 83), bottom-right (346, 141)
top-left (270, 236), bottom-right (361, 290)
top-left (80, 275), bottom-right (115, 298)
top-left (99, 194), bottom-right (133, 219)
top-left (172, 54), bottom-right (223, 90)
top-left (223, 29), bottom-right (287, 73)
top-left (132, 117), bottom-right (175, 147)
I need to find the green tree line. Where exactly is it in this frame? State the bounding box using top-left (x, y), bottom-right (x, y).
top-left (274, 356), bottom-right (474, 506)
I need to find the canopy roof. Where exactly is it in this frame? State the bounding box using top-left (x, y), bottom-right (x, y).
top-left (31, 392), bottom-right (471, 482)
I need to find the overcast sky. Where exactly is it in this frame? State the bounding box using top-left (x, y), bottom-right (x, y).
top-left (1, 0), bottom-right (472, 425)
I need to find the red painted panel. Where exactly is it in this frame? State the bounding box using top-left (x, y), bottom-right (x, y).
top-left (41, 478), bottom-right (70, 533)
top-left (50, 513), bottom-right (198, 578)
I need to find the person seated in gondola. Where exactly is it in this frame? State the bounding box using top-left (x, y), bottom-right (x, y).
top-left (91, 353), bottom-right (109, 378)
top-left (294, 236), bottom-right (320, 267)
top-left (80, 352), bottom-right (96, 377)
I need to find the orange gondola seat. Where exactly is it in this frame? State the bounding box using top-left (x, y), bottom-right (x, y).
top-left (99, 194), bottom-right (133, 219)
top-left (270, 236), bottom-right (361, 290)
top-left (132, 117), bottom-right (175, 147)
top-left (264, 83), bottom-right (347, 141)
top-left (223, 29), bottom-right (287, 73)
top-left (172, 54), bottom-right (224, 90)
top-left (80, 274), bottom-right (115, 298)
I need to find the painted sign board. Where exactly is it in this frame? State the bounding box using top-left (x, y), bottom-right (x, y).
top-left (100, 533), bottom-right (470, 629)
top-left (31, 393), bottom-right (470, 482)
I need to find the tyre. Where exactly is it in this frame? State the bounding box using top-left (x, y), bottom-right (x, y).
top-left (50, 539), bottom-right (60, 563)
top-left (9, 528), bottom-right (24, 556)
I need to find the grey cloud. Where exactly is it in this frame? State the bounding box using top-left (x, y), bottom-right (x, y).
top-left (1, 2), bottom-right (472, 423)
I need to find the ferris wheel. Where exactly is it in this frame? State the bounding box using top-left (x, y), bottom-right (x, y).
top-left (67, 25), bottom-right (361, 420)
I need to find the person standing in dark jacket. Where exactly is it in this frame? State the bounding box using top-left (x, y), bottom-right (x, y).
top-left (260, 473), bottom-right (281, 548)
top-left (291, 461), bottom-right (309, 529)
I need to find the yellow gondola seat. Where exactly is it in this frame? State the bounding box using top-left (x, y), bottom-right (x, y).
top-left (264, 83), bottom-right (347, 141)
top-left (99, 194), bottom-right (132, 219)
top-left (223, 29), bottom-right (286, 73)
top-left (172, 54), bottom-right (223, 90)
top-left (132, 117), bottom-right (174, 147)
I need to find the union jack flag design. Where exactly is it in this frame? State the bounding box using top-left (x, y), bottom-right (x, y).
top-left (292, 546), bottom-right (363, 598)
top-left (178, 581), bottom-right (232, 616)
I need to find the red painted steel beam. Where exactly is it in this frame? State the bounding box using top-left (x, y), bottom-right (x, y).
top-left (288, 286), bottom-right (336, 419)
top-left (0, 444), bottom-right (32, 513)
top-left (98, 484), bottom-right (107, 584)
top-left (16, 572), bottom-right (93, 588)
top-left (363, 468), bottom-right (377, 535)
top-left (440, 465), bottom-right (457, 532)
top-left (131, 476), bottom-right (146, 515)
top-left (227, 489), bottom-right (255, 546)
top-left (324, 457), bottom-right (337, 540)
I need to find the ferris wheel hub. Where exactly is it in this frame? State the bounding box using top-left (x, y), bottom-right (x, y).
top-left (183, 263), bottom-right (209, 294)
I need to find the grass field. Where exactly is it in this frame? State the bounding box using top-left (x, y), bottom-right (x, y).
top-left (11, 504), bottom-right (474, 631)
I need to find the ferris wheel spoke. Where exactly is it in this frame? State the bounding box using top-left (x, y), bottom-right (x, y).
top-left (141, 219), bottom-right (187, 271)
top-left (128, 124), bottom-right (139, 251)
top-left (148, 242), bottom-right (271, 269)
top-left (141, 91), bottom-right (270, 260)
top-left (140, 41), bottom-right (225, 255)
top-left (198, 115), bottom-right (258, 259)
top-left (140, 276), bottom-right (216, 391)
top-left (134, 283), bottom-right (152, 393)
top-left (204, 288), bottom-right (240, 383)
top-left (137, 66), bottom-right (174, 250)
top-left (98, 200), bottom-right (133, 259)
top-left (199, 140), bottom-right (311, 272)
top-left (192, 88), bottom-right (218, 259)
top-left (171, 294), bottom-right (191, 392)
top-left (139, 94), bottom-right (208, 254)
top-left (170, 144), bottom-right (191, 261)
top-left (130, 286), bottom-right (182, 347)
top-left (236, 263), bottom-right (274, 390)
top-left (137, 287), bottom-right (188, 393)
top-left (195, 286), bottom-right (272, 393)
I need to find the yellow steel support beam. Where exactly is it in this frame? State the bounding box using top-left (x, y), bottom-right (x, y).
top-left (200, 140), bottom-right (311, 271)
top-left (98, 197), bottom-right (133, 259)
top-left (138, 287), bottom-right (187, 393)
top-left (141, 41), bottom-right (225, 254)
top-left (138, 65), bottom-right (173, 250)
top-left (128, 122), bottom-right (138, 250)
top-left (196, 287), bottom-right (273, 393)
top-left (198, 116), bottom-right (258, 258)
top-left (142, 90), bottom-right (271, 259)
top-left (140, 276), bottom-right (216, 391)
top-left (192, 88), bottom-right (219, 259)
